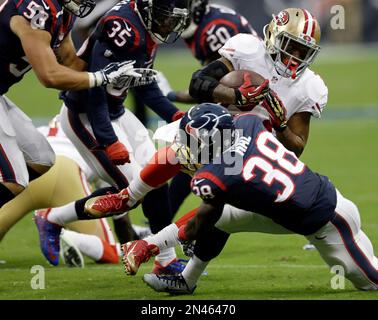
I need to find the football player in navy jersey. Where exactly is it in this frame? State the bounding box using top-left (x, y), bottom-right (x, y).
top-left (91, 104), bottom-right (378, 293)
top-left (161, 0), bottom-right (258, 218)
top-left (33, 0), bottom-right (193, 273)
top-left (0, 0), bottom-right (139, 208)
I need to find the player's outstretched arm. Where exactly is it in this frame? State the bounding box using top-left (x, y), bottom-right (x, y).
top-left (10, 16), bottom-right (133, 91)
top-left (55, 32), bottom-right (87, 71)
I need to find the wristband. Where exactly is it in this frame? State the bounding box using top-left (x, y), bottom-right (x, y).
top-left (88, 71), bottom-right (105, 88)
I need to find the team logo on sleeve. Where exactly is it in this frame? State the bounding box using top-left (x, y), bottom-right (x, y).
top-left (275, 10), bottom-right (289, 26)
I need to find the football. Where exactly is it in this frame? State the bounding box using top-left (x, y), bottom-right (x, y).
top-left (219, 69), bottom-right (266, 89)
top-left (219, 69), bottom-right (266, 113)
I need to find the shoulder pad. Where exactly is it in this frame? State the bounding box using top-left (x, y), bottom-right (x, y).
top-left (298, 70), bottom-right (328, 118)
top-left (16, 0), bottom-right (63, 33)
top-left (96, 14), bottom-right (142, 53)
top-left (219, 34), bottom-right (265, 64)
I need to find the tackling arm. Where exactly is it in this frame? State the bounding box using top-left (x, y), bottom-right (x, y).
top-left (10, 16), bottom-right (92, 90)
top-left (55, 32), bottom-right (87, 71)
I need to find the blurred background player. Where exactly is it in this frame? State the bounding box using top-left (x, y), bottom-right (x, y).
top-left (0, 116), bottom-right (120, 267)
top-left (0, 0), bottom-right (136, 210)
top-left (85, 7), bottom-right (329, 288)
top-left (34, 0), bottom-right (192, 274)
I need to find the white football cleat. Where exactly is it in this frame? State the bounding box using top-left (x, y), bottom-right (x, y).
top-left (60, 231), bottom-right (84, 268)
top-left (143, 273), bottom-right (196, 295)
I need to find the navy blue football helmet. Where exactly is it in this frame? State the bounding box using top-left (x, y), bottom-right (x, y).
top-left (62, 0), bottom-right (96, 18)
top-left (136, 0), bottom-right (192, 43)
top-left (177, 103), bottom-right (235, 164)
top-left (191, 0), bottom-right (208, 24)
top-left (181, 0), bottom-right (208, 38)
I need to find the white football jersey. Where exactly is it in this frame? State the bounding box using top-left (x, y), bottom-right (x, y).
top-left (38, 123), bottom-right (95, 182)
top-left (218, 33), bottom-right (328, 122)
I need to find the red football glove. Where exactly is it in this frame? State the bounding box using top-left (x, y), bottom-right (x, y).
top-left (105, 141), bottom-right (130, 165)
top-left (261, 91), bottom-right (288, 132)
top-left (172, 110), bottom-right (185, 122)
top-left (236, 73), bottom-right (270, 108)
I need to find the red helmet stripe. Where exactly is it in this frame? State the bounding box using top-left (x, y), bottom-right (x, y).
top-left (302, 9), bottom-right (314, 37)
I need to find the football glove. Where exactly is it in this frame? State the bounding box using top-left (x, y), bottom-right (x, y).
top-left (105, 141), bottom-right (130, 165)
top-left (89, 60), bottom-right (141, 88)
top-left (236, 73), bottom-right (270, 107)
top-left (262, 90), bottom-right (288, 132)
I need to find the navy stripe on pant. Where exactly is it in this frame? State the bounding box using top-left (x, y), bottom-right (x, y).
top-left (331, 212), bottom-right (378, 285)
top-left (67, 110), bottom-right (129, 189)
top-left (0, 144), bottom-right (16, 183)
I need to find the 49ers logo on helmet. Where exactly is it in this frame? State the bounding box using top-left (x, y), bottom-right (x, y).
top-left (275, 10), bottom-right (289, 26)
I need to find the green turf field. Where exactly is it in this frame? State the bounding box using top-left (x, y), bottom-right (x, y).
top-left (0, 49), bottom-right (378, 300)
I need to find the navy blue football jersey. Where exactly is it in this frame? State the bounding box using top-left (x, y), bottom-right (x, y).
top-left (61, 0), bottom-right (178, 146)
top-left (191, 114), bottom-right (337, 235)
top-left (0, 0), bottom-right (75, 95)
top-left (184, 4), bottom-right (258, 65)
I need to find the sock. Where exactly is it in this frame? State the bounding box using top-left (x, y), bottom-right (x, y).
top-left (62, 229), bottom-right (103, 260)
top-left (154, 247), bottom-right (177, 267)
top-left (97, 239), bottom-right (119, 264)
top-left (48, 202), bottom-right (78, 226)
top-left (0, 183), bottom-right (16, 208)
top-left (182, 255), bottom-right (209, 288)
top-left (62, 229), bottom-right (116, 262)
top-left (144, 223), bottom-right (179, 250)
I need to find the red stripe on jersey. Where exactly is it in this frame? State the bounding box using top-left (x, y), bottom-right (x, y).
top-left (16, 0), bottom-right (23, 8)
top-left (200, 19), bottom-right (239, 55)
top-left (45, 0), bottom-right (58, 34)
top-left (102, 15), bottom-right (141, 51)
top-left (193, 171), bottom-right (227, 192)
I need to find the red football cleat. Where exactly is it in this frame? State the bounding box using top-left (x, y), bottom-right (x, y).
top-left (122, 240), bottom-right (160, 276)
top-left (84, 189), bottom-right (132, 218)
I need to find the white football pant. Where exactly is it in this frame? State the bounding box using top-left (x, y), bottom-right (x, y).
top-left (215, 190), bottom-right (378, 290)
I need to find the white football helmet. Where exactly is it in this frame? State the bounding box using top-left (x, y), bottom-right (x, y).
top-left (263, 8), bottom-right (321, 79)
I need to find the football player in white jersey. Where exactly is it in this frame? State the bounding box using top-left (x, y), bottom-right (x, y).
top-left (85, 8), bottom-right (330, 292)
top-left (190, 7), bottom-right (326, 158)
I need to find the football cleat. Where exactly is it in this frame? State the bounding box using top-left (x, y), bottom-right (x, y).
top-left (33, 209), bottom-right (62, 266)
top-left (143, 273), bottom-right (196, 295)
top-left (60, 231), bottom-right (85, 268)
top-left (152, 258), bottom-right (188, 276)
top-left (122, 240), bottom-right (160, 275)
top-left (84, 189), bottom-right (132, 218)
